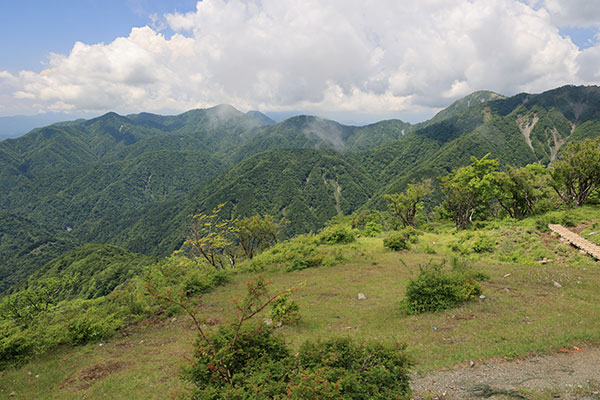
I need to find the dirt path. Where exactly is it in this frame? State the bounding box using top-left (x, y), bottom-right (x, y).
top-left (411, 347), bottom-right (600, 399)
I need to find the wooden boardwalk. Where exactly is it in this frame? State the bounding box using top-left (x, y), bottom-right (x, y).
top-left (548, 224), bottom-right (600, 260)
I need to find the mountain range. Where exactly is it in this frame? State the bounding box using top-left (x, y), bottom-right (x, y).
top-left (1, 84), bottom-right (600, 292)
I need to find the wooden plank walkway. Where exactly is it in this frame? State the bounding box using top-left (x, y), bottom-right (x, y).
top-left (548, 224), bottom-right (600, 260)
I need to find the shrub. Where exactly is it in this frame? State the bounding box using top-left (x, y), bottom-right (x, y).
top-left (384, 228), bottom-right (420, 251)
top-left (363, 221), bottom-right (383, 237)
top-left (318, 225), bottom-right (356, 244)
top-left (270, 293), bottom-right (300, 325)
top-left (184, 269), bottom-right (230, 296)
top-left (246, 235), bottom-right (327, 272)
top-left (187, 328), bottom-right (412, 399)
top-left (0, 325), bottom-right (37, 367)
top-left (384, 233), bottom-right (410, 251)
top-left (402, 261), bottom-right (482, 315)
top-left (180, 277), bottom-right (412, 399)
top-left (472, 235), bottom-right (495, 253)
top-left (292, 338), bottom-right (412, 399)
top-left (67, 314), bottom-right (118, 345)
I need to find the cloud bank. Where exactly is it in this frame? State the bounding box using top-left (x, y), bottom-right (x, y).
top-left (1, 0), bottom-right (599, 121)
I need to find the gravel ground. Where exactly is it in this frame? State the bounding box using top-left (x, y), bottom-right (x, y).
top-left (411, 346), bottom-right (600, 399)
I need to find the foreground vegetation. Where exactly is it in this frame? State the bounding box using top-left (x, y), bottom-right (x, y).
top-left (1, 204), bottom-right (599, 398)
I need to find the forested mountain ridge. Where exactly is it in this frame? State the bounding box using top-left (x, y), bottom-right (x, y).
top-left (2, 85), bottom-right (600, 293)
top-left (0, 212), bottom-right (80, 293)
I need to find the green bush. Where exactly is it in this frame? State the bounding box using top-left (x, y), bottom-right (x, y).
top-left (472, 235), bottom-right (495, 253)
top-left (247, 235), bottom-right (325, 272)
top-left (363, 221), bottom-right (383, 237)
top-left (0, 325), bottom-right (37, 367)
top-left (270, 293), bottom-right (301, 325)
top-left (292, 338), bottom-right (412, 399)
top-left (186, 326), bottom-right (412, 399)
top-left (186, 323), bottom-right (291, 399)
top-left (184, 269), bottom-right (230, 296)
top-left (384, 233), bottom-right (410, 251)
top-left (318, 225), bottom-right (356, 245)
top-left (384, 227), bottom-right (421, 251)
top-left (402, 261), bottom-right (482, 315)
top-left (67, 314), bottom-right (119, 345)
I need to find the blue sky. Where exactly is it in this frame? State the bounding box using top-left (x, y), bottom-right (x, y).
top-left (0, 1), bottom-right (197, 73)
top-left (1, 0), bottom-right (599, 124)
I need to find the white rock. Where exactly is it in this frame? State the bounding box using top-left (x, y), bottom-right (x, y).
top-left (357, 293), bottom-right (367, 300)
top-left (553, 281), bottom-right (562, 288)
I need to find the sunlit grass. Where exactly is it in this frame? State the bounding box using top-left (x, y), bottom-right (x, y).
top-left (2, 206), bottom-right (600, 399)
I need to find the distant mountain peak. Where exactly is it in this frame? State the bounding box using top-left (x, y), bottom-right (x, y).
top-left (427, 90), bottom-right (505, 125)
top-left (206, 104), bottom-right (243, 118)
top-left (246, 110), bottom-right (275, 125)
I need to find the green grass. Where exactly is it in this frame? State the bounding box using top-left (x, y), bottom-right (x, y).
top-left (2, 206), bottom-right (600, 399)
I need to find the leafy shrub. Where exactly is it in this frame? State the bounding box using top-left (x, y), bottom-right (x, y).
top-left (318, 225), bottom-right (356, 244)
top-left (363, 221), bottom-right (383, 237)
top-left (180, 276), bottom-right (412, 399)
top-left (292, 338), bottom-right (412, 399)
top-left (184, 269), bottom-right (230, 296)
top-left (472, 235), bottom-right (495, 253)
top-left (270, 293), bottom-right (300, 325)
top-left (0, 325), bottom-right (37, 367)
top-left (187, 327), bottom-right (411, 399)
top-left (402, 261), bottom-right (482, 315)
top-left (384, 227), bottom-right (420, 251)
top-left (287, 253), bottom-right (324, 272)
top-left (246, 235), bottom-right (325, 272)
top-left (384, 233), bottom-right (410, 251)
top-left (67, 314), bottom-right (119, 345)
top-left (187, 323), bottom-right (291, 398)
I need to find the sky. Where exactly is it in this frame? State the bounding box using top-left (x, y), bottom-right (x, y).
top-left (1, 0), bottom-right (600, 124)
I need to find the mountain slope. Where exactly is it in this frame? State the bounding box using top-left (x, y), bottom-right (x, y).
top-left (0, 212), bottom-right (80, 293)
top-left (114, 149), bottom-right (377, 256)
top-left (2, 85), bottom-right (600, 289)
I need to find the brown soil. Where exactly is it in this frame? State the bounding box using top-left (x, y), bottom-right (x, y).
top-left (411, 346), bottom-right (600, 399)
top-left (59, 360), bottom-right (131, 391)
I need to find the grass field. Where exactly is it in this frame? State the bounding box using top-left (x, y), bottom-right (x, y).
top-left (2, 206), bottom-right (599, 399)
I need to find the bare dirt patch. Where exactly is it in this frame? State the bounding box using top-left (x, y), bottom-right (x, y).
top-left (411, 346), bottom-right (600, 399)
top-left (59, 360), bottom-right (131, 391)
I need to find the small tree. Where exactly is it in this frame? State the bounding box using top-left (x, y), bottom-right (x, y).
top-left (440, 154), bottom-right (498, 227)
top-left (492, 163), bottom-right (552, 219)
top-left (185, 203), bottom-right (238, 269)
top-left (146, 276), bottom-right (294, 390)
top-left (551, 138), bottom-right (600, 207)
top-left (383, 179), bottom-right (433, 228)
top-left (235, 215), bottom-right (282, 259)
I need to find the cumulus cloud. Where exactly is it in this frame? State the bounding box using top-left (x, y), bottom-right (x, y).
top-left (0, 0), bottom-right (598, 120)
top-left (541, 0), bottom-right (600, 27)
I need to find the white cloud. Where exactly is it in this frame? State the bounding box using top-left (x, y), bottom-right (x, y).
top-left (0, 0), bottom-right (598, 121)
top-left (542, 0), bottom-right (600, 27)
